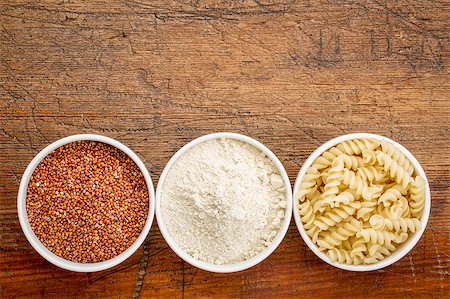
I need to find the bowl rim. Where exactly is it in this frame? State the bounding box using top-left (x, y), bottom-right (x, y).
top-left (17, 133), bottom-right (156, 272)
top-left (292, 133), bottom-right (431, 271)
top-left (155, 132), bottom-right (293, 273)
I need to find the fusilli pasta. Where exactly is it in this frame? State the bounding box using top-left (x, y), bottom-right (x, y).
top-left (297, 138), bottom-right (427, 266)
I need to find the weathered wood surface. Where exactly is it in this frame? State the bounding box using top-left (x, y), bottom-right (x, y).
top-left (0, 0), bottom-right (449, 298)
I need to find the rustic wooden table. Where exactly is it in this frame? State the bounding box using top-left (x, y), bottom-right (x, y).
top-left (1, 0), bottom-right (449, 298)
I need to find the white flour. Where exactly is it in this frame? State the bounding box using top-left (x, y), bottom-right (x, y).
top-left (161, 138), bottom-right (286, 265)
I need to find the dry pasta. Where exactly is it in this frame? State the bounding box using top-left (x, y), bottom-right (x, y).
top-left (298, 138), bottom-right (426, 265)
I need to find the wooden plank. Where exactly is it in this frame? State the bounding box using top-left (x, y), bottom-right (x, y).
top-left (0, 0), bottom-right (448, 298)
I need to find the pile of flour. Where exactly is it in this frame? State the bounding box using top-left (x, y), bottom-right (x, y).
top-left (161, 138), bottom-right (286, 265)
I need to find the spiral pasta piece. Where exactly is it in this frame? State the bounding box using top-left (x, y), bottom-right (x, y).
top-left (363, 256), bottom-right (381, 264)
top-left (311, 156), bottom-right (331, 170)
top-left (311, 146), bottom-right (348, 170)
top-left (327, 248), bottom-right (363, 265)
top-left (317, 157), bottom-right (345, 212)
top-left (356, 228), bottom-right (407, 246)
top-left (378, 184), bottom-right (406, 207)
top-left (375, 204), bottom-right (403, 220)
top-left (368, 243), bottom-right (396, 258)
top-left (394, 196), bottom-right (411, 218)
top-left (356, 200), bottom-right (377, 221)
top-left (297, 168), bottom-right (320, 202)
top-left (357, 166), bottom-right (388, 183)
top-left (369, 214), bottom-right (421, 233)
top-left (339, 154), bottom-right (364, 171)
top-left (317, 218), bottom-right (361, 249)
top-left (380, 140), bottom-right (415, 175)
top-left (364, 243), bottom-right (396, 264)
top-left (350, 237), bottom-right (367, 258)
top-left (317, 143), bottom-right (371, 169)
top-left (394, 230), bottom-right (409, 243)
top-left (299, 201), bottom-right (315, 229)
top-left (362, 149), bottom-right (377, 166)
top-left (376, 151), bottom-right (412, 189)
top-left (371, 184), bottom-right (384, 198)
top-left (337, 138), bottom-right (381, 156)
top-left (368, 214), bottom-right (385, 230)
top-left (322, 189), bottom-right (359, 208)
top-left (410, 176), bottom-right (425, 218)
top-left (314, 202), bottom-right (361, 231)
top-left (298, 200), bottom-right (321, 243)
top-left (342, 169), bottom-right (382, 200)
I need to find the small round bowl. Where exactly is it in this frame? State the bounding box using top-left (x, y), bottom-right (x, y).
top-left (293, 133), bottom-right (431, 271)
top-left (156, 132), bottom-right (293, 273)
top-left (17, 134), bottom-right (155, 272)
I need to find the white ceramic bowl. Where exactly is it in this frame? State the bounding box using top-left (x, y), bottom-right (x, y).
top-left (17, 134), bottom-right (155, 272)
top-left (293, 133), bottom-right (431, 271)
top-left (156, 132), bottom-right (293, 273)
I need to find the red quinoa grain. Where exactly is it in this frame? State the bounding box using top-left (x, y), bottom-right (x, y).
top-left (26, 141), bottom-right (149, 263)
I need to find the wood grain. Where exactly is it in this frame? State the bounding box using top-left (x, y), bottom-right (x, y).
top-left (0, 0), bottom-right (449, 298)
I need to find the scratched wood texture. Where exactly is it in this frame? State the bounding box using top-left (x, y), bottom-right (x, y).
top-left (0, 0), bottom-right (449, 298)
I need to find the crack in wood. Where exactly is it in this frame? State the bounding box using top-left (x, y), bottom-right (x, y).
top-left (181, 260), bottom-right (185, 299)
top-left (133, 238), bottom-right (151, 299)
